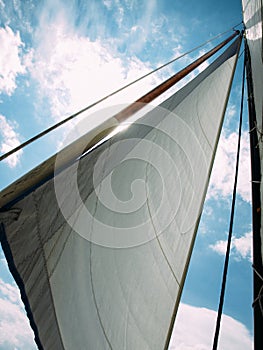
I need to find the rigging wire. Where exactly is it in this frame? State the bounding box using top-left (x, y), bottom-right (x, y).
top-left (0, 23), bottom-right (242, 163)
top-left (212, 48), bottom-right (246, 350)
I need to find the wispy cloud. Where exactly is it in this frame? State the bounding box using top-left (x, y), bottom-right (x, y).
top-left (0, 0), bottom-right (203, 132)
top-left (170, 303), bottom-right (252, 349)
top-left (0, 114), bottom-right (22, 167)
top-left (209, 231), bottom-right (252, 262)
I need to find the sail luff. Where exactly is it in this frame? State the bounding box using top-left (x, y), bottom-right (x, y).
top-left (212, 48), bottom-right (245, 350)
top-left (164, 35), bottom-right (242, 350)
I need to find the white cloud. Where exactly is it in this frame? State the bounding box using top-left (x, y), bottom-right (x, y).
top-left (210, 239), bottom-right (227, 256)
top-left (29, 10), bottom-right (161, 129)
top-left (208, 131), bottom-right (251, 203)
top-left (209, 231), bottom-right (252, 262)
top-left (0, 114), bottom-right (22, 167)
top-left (169, 303), bottom-right (252, 349)
top-left (0, 26), bottom-right (27, 95)
top-left (0, 278), bottom-right (36, 349)
top-left (7, 0), bottom-right (188, 141)
top-left (0, 277), bottom-right (22, 306)
top-left (233, 231), bottom-right (252, 261)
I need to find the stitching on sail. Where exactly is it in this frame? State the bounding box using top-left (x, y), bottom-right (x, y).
top-left (196, 81), bottom-right (213, 151)
top-left (112, 240), bottom-right (154, 348)
top-left (123, 286), bottom-right (131, 350)
top-left (12, 215), bottom-right (34, 270)
top-left (47, 226), bottom-right (72, 278)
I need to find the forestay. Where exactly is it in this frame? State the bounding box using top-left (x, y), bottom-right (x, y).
top-left (0, 38), bottom-right (240, 349)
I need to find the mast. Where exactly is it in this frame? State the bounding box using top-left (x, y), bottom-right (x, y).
top-left (245, 39), bottom-right (263, 350)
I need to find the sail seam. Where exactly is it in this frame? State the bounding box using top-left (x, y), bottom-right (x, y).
top-left (33, 192), bottom-right (66, 350)
top-left (89, 142), bottom-right (114, 350)
top-left (111, 236), bottom-right (153, 348)
top-left (196, 85), bottom-right (213, 150)
top-left (144, 136), bottom-right (181, 286)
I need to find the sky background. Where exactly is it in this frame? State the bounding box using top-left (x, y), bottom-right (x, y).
top-left (0, 0), bottom-right (254, 349)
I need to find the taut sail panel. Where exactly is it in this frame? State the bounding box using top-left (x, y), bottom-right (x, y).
top-left (0, 37), bottom-right (241, 349)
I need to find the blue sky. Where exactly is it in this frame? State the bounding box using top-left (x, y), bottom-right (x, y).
top-left (0, 0), bottom-right (254, 349)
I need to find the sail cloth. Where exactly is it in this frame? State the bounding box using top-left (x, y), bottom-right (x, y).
top-left (0, 38), bottom-right (240, 350)
top-left (242, 0), bottom-right (263, 261)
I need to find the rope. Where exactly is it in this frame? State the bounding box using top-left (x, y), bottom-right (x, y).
top-left (0, 24), bottom-right (242, 163)
top-left (212, 47), bottom-right (246, 350)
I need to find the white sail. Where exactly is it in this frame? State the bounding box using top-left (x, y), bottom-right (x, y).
top-left (0, 38), bottom-right (240, 349)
